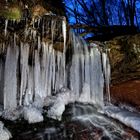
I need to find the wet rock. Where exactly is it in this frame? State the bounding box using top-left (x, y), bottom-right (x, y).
top-left (0, 121), bottom-right (12, 140)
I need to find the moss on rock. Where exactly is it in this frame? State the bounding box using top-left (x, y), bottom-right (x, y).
top-left (1, 5), bottom-right (22, 20)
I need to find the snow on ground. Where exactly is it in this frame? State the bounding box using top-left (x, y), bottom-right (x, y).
top-left (0, 105), bottom-right (44, 124)
top-left (44, 96), bottom-right (57, 107)
top-left (32, 94), bottom-right (44, 108)
top-left (46, 88), bottom-right (73, 120)
top-left (104, 105), bottom-right (140, 133)
top-left (0, 121), bottom-right (12, 140)
top-left (23, 106), bottom-right (43, 123)
top-left (1, 107), bottom-right (23, 121)
top-left (47, 101), bottom-right (65, 121)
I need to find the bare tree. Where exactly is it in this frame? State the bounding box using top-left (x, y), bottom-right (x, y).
top-left (120, 0), bottom-right (136, 26)
top-left (65, 0), bottom-right (139, 40)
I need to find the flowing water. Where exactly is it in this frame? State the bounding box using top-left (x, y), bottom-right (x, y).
top-left (0, 15), bottom-right (140, 139)
top-left (2, 103), bottom-right (139, 140)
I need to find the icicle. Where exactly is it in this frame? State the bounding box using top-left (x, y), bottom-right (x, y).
top-left (51, 20), bottom-right (56, 43)
top-left (19, 43), bottom-right (29, 106)
top-left (43, 42), bottom-right (50, 95)
top-left (38, 19), bottom-right (41, 28)
top-left (42, 20), bottom-right (45, 37)
top-left (89, 47), bottom-right (104, 107)
top-left (74, 54), bottom-right (80, 97)
top-left (34, 50), bottom-right (41, 97)
top-left (62, 18), bottom-right (67, 53)
top-left (38, 36), bottom-right (41, 50)
top-left (4, 20), bottom-right (8, 36)
top-left (47, 45), bottom-right (53, 96)
top-left (31, 29), bottom-right (37, 40)
top-left (55, 52), bottom-right (60, 91)
top-left (80, 53), bottom-right (85, 88)
top-left (62, 18), bottom-right (67, 85)
top-left (84, 48), bottom-right (90, 90)
top-left (0, 58), bottom-right (4, 105)
top-left (102, 50), bottom-right (111, 103)
top-left (68, 30), bottom-right (105, 107)
top-left (41, 42), bottom-right (48, 97)
top-left (4, 44), bottom-right (19, 109)
top-left (52, 49), bottom-right (56, 89)
top-left (24, 66), bottom-right (34, 106)
top-left (1, 16), bottom-right (110, 113)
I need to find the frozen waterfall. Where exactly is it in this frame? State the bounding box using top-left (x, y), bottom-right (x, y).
top-left (0, 16), bottom-right (110, 112)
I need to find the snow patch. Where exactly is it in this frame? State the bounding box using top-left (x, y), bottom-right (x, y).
top-left (0, 121), bottom-right (12, 140)
top-left (104, 106), bottom-right (140, 133)
top-left (44, 96), bottom-right (57, 107)
top-left (47, 102), bottom-right (65, 121)
top-left (1, 105), bottom-right (44, 124)
top-left (2, 107), bottom-right (23, 121)
top-left (32, 94), bottom-right (44, 108)
top-left (47, 88), bottom-right (72, 120)
top-left (23, 106), bottom-right (43, 123)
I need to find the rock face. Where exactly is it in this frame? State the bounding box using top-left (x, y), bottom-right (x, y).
top-left (105, 34), bottom-right (140, 109)
top-left (110, 80), bottom-right (140, 109)
top-left (106, 34), bottom-right (140, 84)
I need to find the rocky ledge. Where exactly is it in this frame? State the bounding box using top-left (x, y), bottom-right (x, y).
top-left (105, 34), bottom-right (140, 110)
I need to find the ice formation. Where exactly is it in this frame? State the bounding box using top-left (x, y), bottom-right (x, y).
top-left (102, 50), bottom-right (111, 103)
top-left (0, 15), bottom-right (110, 123)
top-left (104, 106), bottom-right (140, 133)
top-left (0, 14), bottom-right (140, 135)
top-left (23, 106), bottom-right (43, 123)
top-left (0, 121), bottom-right (12, 140)
top-left (78, 83), bottom-right (91, 103)
top-left (1, 107), bottom-right (23, 121)
top-left (47, 88), bottom-right (72, 120)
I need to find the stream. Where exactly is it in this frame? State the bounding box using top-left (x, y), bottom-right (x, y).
top-left (1, 103), bottom-right (139, 140)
